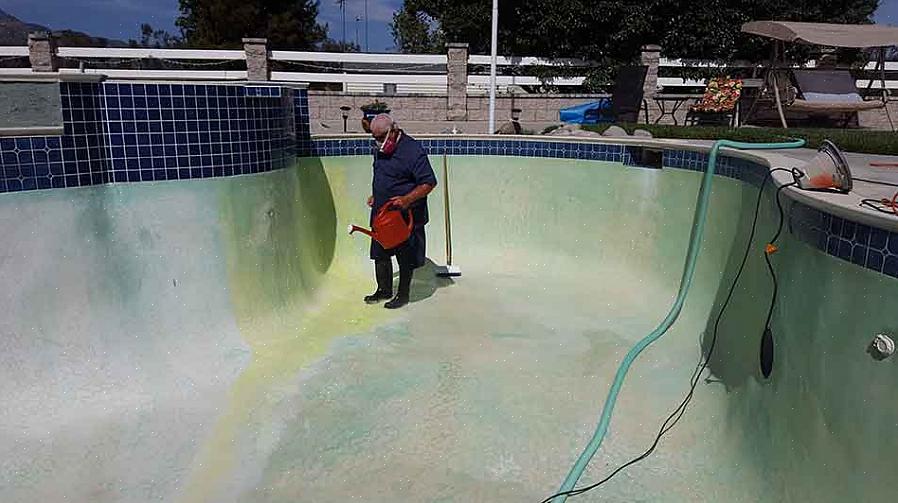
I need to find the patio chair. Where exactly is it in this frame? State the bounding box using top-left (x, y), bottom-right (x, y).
top-left (606, 65), bottom-right (650, 123)
top-left (685, 77), bottom-right (743, 126)
top-left (788, 69), bottom-right (886, 126)
top-left (557, 66), bottom-right (649, 124)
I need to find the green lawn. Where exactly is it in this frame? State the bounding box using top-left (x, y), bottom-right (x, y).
top-left (579, 124), bottom-right (898, 156)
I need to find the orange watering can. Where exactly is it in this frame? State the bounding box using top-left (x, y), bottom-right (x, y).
top-left (348, 203), bottom-right (414, 250)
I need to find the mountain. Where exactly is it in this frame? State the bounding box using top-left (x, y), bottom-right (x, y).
top-left (0, 8), bottom-right (47, 44)
top-left (0, 8), bottom-right (127, 47)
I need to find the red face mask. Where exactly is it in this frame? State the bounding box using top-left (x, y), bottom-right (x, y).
top-left (378, 129), bottom-right (400, 156)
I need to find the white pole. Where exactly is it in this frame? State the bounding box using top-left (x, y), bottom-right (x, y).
top-left (488, 0), bottom-right (498, 134)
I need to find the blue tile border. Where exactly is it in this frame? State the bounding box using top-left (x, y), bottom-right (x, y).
top-left (0, 82), bottom-right (300, 193)
top-left (305, 137), bottom-right (767, 186)
top-left (789, 201), bottom-right (898, 280)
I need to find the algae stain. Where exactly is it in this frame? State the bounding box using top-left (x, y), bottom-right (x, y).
top-left (179, 273), bottom-right (392, 503)
top-left (179, 161), bottom-right (388, 503)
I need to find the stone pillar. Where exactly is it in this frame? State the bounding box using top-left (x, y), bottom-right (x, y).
top-left (446, 43), bottom-right (469, 120)
top-left (640, 44), bottom-right (661, 122)
top-left (243, 38), bottom-right (269, 81)
top-left (28, 32), bottom-right (58, 72)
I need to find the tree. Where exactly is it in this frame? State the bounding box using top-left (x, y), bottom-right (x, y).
top-left (176, 0), bottom-right (327, 49)
top-left (318, 39), bottom-right (360, 52)
top-left (390, 6), bottom-right (444, 53)
top-left (391, 0), bottom-right (880, 63)
top-left (129, 24), bottom-right (182, 48)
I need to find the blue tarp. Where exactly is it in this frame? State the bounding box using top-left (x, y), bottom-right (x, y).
top-left (559, 100), bottom-right (611, 124)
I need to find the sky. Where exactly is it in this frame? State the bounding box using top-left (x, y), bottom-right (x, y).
top-left (0, 0), bottom-right (897, 53)
top-left (0, 0), bottom-right (403, 51)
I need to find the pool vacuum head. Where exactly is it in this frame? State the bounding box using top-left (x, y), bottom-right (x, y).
top-left (795, 140), bottom-right (852, 193)
top-left (435, 264), bottom-right (462, 277)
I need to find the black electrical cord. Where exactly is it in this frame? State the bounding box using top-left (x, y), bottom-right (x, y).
top-left (852, 177), bottom-right (898, 216)
top-left (860, 198), bottom-right (898, 215)
top-left (540, 168), bottom-right (797, 503)
top-left (762, 181), bottom-right (798, 333)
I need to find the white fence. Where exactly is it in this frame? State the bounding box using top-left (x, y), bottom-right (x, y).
top-left (1, 46), bottom-right (896, 93)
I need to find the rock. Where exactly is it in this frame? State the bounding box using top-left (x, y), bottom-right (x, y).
top-left (495, 121), bottom-right (522, 135)
top-left (548, 123), bottom-right (592, 136)
top-left (569, 129), bottom-right (603, 137)
top-left (632, 129), bottom-right (653, 138)
top-left (601, 125), bottom-right (628, 137)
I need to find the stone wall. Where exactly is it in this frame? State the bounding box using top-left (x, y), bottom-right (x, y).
top-left (309, 92), bottom-right (448, 123)
top-left (465, 94), bottom-right (610, 122)
top-left (308, 90), bottom-right (898, 133)
top-left (308, 91), bottom-right (614, 133)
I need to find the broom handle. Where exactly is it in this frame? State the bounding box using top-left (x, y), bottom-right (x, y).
top-left (443, 154), bottom-right (453, 266)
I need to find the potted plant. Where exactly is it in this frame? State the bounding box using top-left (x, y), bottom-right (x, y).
top-left (360, 100), bottom-right (391, 132)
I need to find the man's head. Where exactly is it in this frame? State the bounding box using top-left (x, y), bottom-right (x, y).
top-left (369, 114), bottom-right (395, 141)
top-left (370, 114), bottom-right (400, 155)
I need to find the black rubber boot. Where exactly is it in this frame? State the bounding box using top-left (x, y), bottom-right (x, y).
top-left (384, 259), bottom-right (412, 309)
top-left (365, 259), bottom-right (393, 304)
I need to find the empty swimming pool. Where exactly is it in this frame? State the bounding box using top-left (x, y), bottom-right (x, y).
top-left (3, 138), bottom-right (898, 502)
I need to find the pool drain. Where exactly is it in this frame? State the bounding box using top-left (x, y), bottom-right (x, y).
top-left (869, 334), bottom-right (896, 361)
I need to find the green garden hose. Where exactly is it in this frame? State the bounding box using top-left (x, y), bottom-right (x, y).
top-left (551, 138), bottom-right (806, 502)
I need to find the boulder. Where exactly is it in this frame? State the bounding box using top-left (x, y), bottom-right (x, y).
top-left (549, 123), bottom-right (590, 136)
top-left (569, 129), bottom-right (603, 137)
top-left (495, 121), bottom-right (523, 135)
top-left (632, 129), bottom-right (653, 138)
top-left (601, 125), bottom-right (628, 137)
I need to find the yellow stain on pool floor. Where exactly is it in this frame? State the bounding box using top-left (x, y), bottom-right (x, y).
top-left (178, 266), bottom-right (396, 503)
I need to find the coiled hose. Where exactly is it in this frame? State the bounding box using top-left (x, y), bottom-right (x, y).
top-left (552, 138), bottom-right (806, 502)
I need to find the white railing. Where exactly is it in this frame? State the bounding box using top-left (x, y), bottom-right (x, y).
top-left (271, 50), bottom-right (445, 64)
top-left (56, 47), bottom-right (244, 60)
top-left (0, 46), bottom-right (896, 92)
top-left (0, 46), bottom-right (28, 56)
top-left (467, 55), bottom-right (589, 66)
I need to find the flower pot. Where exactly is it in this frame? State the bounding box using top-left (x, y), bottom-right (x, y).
top-left (361, 109), bottom-right (391, 121)
top-left (360, 109), bottom-right (390, 133)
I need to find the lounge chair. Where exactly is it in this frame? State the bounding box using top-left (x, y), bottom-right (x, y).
top-left (685, 77), bottom-right (743, 126)
top-left (787, 69), bottom-right (886, 126)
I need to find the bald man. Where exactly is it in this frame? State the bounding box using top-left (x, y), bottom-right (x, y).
top-left (364, 114), bottom-right (437, 309)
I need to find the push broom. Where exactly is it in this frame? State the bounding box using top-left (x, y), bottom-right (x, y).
top-left (435, 153), bottom-right (462, 277)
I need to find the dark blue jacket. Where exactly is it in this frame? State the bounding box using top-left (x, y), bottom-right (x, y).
top-left (371, 132), bottom-right (437, 227)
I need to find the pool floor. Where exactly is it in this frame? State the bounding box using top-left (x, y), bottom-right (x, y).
top-left (179, 257), bottom-right (764, 502)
